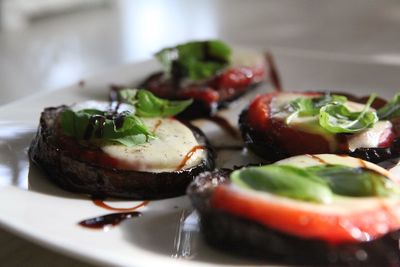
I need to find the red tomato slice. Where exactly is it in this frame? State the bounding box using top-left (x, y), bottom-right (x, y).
top-left (211, 184), bottom-right (400, 244)
top-left (246, 93), bottom-right (277, 132)
top-left (270, 119), bottom-right (332, 155)
top-left (246, 92), bottom-right (332, 153)
top-left (378, 127), bottom-right (395, 148)
top-left (180, 87), bottom-right (220, 104)
top-left (217, 65), bottom-right (266, 90)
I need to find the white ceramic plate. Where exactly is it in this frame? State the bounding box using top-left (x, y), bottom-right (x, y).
top-left (0, 55), bottom-right (399, 267)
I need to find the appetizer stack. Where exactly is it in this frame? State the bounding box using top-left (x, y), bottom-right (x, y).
top-left (29, 89), bottom-right (214, 199)
top-left (29, 40), bottom-right (400, 265)
top-left (141, 40), bottom-right (267, 119)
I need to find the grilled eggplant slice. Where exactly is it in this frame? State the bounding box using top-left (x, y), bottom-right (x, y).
top-left (188, 155), bottom-right (400, 265)
top-left (239, 92), bottom-right (400, 163)
top-left (29, 106), bottom-right (215, 199)
top-left (137, 40), bottom-right (271, 119)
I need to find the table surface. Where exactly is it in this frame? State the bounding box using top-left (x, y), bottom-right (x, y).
top-left (2, 0), bottom-right (400, 266)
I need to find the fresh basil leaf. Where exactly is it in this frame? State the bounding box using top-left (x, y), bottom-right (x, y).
top-left (377, 93), bottom-right (400, 120)
top-left (155, 40), bottom-right (231, 81)
top-left (286, 94), bottom-right (347, 124)
top-left (60, 108), bottom-right (154, 147)
top-left (231, 163), bottom-right (400, 203)
top-left (319, 94), bottom-right (378, 133)
top-left (231, 165), bottom-right (332, 204)
top-left (307, 165), bottom-right (400, 197)
top-left (117, 88), bottom-right (192, 117)
top-left (118, 89), bottom-right (137, 106)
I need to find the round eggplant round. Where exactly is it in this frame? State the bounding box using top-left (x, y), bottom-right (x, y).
top-left (29, 106), bottom-right (215, 199)
top-left (187, 170), bottom-right (400, 266)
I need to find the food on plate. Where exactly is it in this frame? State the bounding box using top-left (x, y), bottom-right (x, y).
top-left (139, 40), bottom-right (269, 119)
top-left (188, 154), bottom-right (400, 265)
top-left (239, 91), bottom-right (400, 163)
top-left (29, 89), bottom-right (214, 199)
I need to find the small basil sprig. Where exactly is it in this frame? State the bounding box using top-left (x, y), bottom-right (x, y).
top-left (118, 88), bottom-right (192, 117)
top-left (231, 164), bottom-right (400, 203)
top-left (286, 94), bottom-right (347, 124)
top-left (155, 40), bottom-right (231, 81)
top-left (319, 94), bottom-right (378, 133)
top-left (231, 165), bottom-right (333, 204)
top-left (60, 108), bottom-right (154, 147)
top-left (377, 93), bottom-right (400, 120)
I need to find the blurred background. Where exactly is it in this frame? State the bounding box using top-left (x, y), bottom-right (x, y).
top-left (2, 0), bottom-right (400, 266)
top-left (2, 0), bottom-right (400, 105)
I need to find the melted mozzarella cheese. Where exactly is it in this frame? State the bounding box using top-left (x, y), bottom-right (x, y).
top-left (102, 118), bottom-right (206, 172)
top-left (347, 121), bottom-right (392, 151)
top-left (277, 154), bottom-right (392, 178)
top-left (231, 49), bottom-right (265, 67)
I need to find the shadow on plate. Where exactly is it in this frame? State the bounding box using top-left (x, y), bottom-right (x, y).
top-left (120, 198), bottom-right (264, 265)
top-left (28, 163), bottom-right (92, 200)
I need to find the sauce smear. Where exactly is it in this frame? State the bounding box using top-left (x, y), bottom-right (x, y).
top-left (265, 52), bottom-right (282, 92)
top-left (306, 154), bottom-right (327, 164)
top-left (79, 212), bottom-right (141, 229)
top-left (93, 199), bottom-right (149, 212)
top-left (206, 115), bottom-right (239, 138)
top-left (176, 145), bottom-right (205, 171)
top-left (79, 200), bottom-right (149, 229)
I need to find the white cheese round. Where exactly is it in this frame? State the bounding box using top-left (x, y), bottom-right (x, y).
top-left (102, 118), bottom-right (206, 172)
top-left (231, 48), bottom-right (265, 68)
top-left (347, 121), bottom-right (392, 151)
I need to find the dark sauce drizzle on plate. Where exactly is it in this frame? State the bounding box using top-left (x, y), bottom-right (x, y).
top-left (204, 115), bottom-right (239, 138)
top-left (79, 200), bottom-right (149, 230)
top-left (265, 52), bottom-right (282, 92)
top-left (78, 211), bottom-right (142, 229)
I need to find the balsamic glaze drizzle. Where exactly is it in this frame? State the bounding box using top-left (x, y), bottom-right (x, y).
top-left (82, 88), bottom-right (128, 140)
top-left (176, 145), bottom-right (205, 171)
top-left (78, 212), bottom-right (142, 229)
top-left (205, 115), bottom-right (239, 138)
top-left (79, 200), bottom-right (149, 230)
top-left (265, 52), bottom-right (282, 92)
top-left (92, 199), bottom-right (149, 212)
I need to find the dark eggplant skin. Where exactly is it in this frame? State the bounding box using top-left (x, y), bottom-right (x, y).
top-left (238, 93), bottom-right (400, 164)
top-left (138, 72), bottom-right (263, 119)
top-left (29, 106), bottom-right (215, 200)
top-left (239, 108), bottom-right (289, 162)
top-left (187, 170), bottom-right (400, 266)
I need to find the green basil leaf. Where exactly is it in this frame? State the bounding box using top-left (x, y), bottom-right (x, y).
top-left (231, 163), bottom-right (400, 203)
top-left (117, 88), bottom-right (192, 117)
top-left (286, 94), bottom-right (347, 124)
top-left (307, 165), bottom-right (400, 197)
top-left (377, 93), bottom-right (400, 120)
top-left (60, 108), bottom-right (154, 147)
top-left (155, 40), bottom-right (231, 81)
top-left (231, 165), bottom-right (333, 204)
top-left (319, 94), bottom-right (378, 133)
